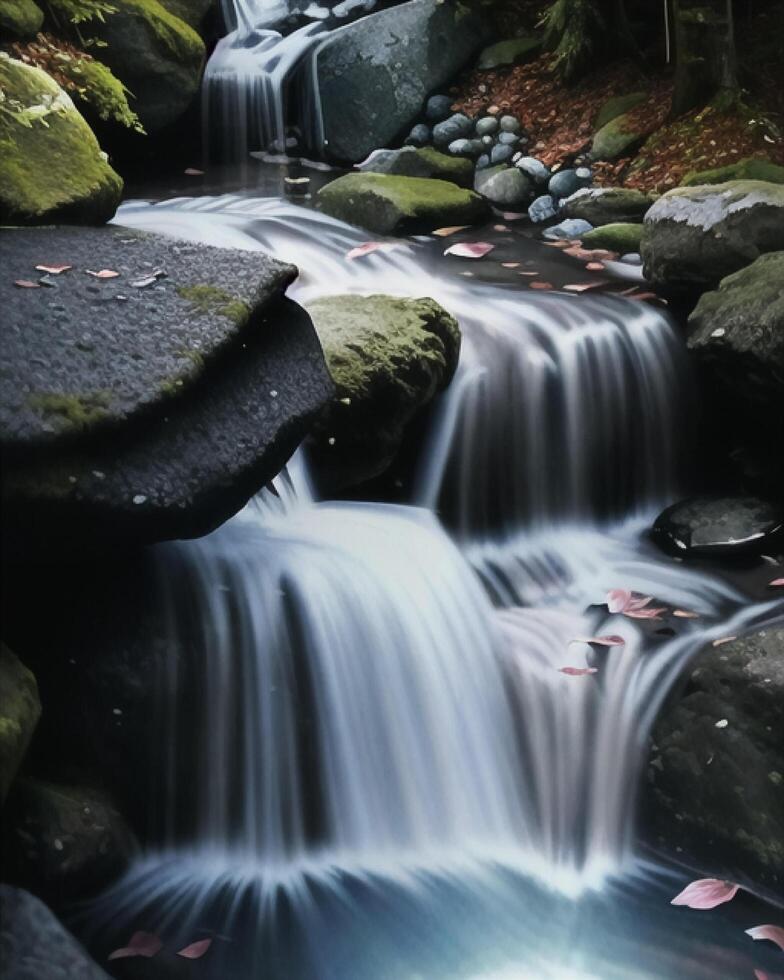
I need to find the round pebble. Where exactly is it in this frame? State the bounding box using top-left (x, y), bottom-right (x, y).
top-left (499, 115), bottom-right (522, 134)
top-left (475, 116), bottom-right (499, 137)
top-left (490, 144), bottom-right (515, 165)
top-left (405, 123), bottom-right (431, 147)
top-left (498, 131), bottom-right (520, 146)
top-left (425, 94), bottom-right (453, 123)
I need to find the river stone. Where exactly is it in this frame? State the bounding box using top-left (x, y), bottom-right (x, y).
top-left (681, 156), bottom-right (784, 187)
top-left (0, 886), bottom-right (111, 979)
top-left (477, 35), bottom-right (541, 70)
top-left (1, 779), bottom-right (138, 903)
top-left (581, 222), bottom-right (643, 253)
top-left (498, 131), bottom-right (520, 146)
top-left (432, 112), bottom-right (474, 148)
top-left (594, 91), bottom-right (646, 131)
top-left (562, 187), bottom-right (654, 225)
top-left (62, 0), bottom-right (205, 133)
top-left (651, 496), bottom-right (784, 558)
top-left (425, 94), bottom-right (453, 122)
top-left (528, 193), bottom-right (557, 223)
top-left (0, 225), bottom-right (334, 550)
top-left (475, 166), bottom-right (532, 208)
top-left (547, 168), bottom-right (581, 200)
top-left (476, 153), bottom-right (491, 171)
top-left (404, 123), bottom-right (431, 147)
top-left (641, 180), bottom-right (784, 292)
top-left (0, 0), bottom-right (43, 38)
top-left (499, 115), bottom-right (522, 135)
top-left (306, 294), bottom-right (461, 489)
top-left (315, 0), bottom-right (489, 163)
top-left (516, 156), bottom-right (550, 185)
top-left (591, 106), bottom-right (649, 162)
top-left (475, 116), bottom-right (499, 137)
top-left (643, 626), bottom-right (784, 898)
top-left (687, 252), bottom-right (784, 409)
top-left (158, 0), bottom-right (215, 29)
top-left (316, 172), bottom-right (489, 235)
top-left (490, 143), bottom-right (515, 166)
top-left (357, 146), bottom-right (473, 187)
top-left (0, 645), bottom-right (40, 805)
top-left (543, 218), bottom-right (593, 241)
top-left (0, 57), bottom-right (122, 226)
top-left (449, 138), bottom-right (482, 159)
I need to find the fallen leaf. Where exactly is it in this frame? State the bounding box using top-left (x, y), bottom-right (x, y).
top-left (563, 282), bottom-right (598, 293)
top-left (673, 609), bottom-right (700, 618)
top-left (746, 925), bottom-right (784, 952)
top-left (86, 269), bottom-right (120, 279)
top-left (671, 878), bottom-right (739, 910)
top-left (558, 666), bottom-right (598, 676)
top-left (108, 932), bottom-right (163, 961)
top-left (624, 607), bottom-right (666, 620)
top-left (35, 264), bottom-right (72, 274)
top-left (500, 211), bottom-right (527, 221)
top-left (585, 261), bottom-right (605, 271)
top-left (769, 578), bottom-right (784, 587)
top-left (493, 224), bottom-right (510, 232)
top-left (184, 167), bottom-right (204, 175)
top-left (176, 938), bottom-right (212, 959)
top-left (626, 595), bottom-right (654, 611)
top-left (529, 281), bottom-right (553, 290)
top-left (14, 279), bottom-right (40, 288)
top-left (519, 271), bottom-right (540, 276)
top-left (712, 636), bottom-right (737, 647)
top-left (628, 291), bottom-right (661, 302)
top-left (432, 225), bottom-right (469, 237)
top-left (345, 242), bottom-right (392, 260)
top-left (571, 635), bottom-right (626, 647)
top-left (444, 242), bottom-right (495, 259)
top-left (501, 262), bottom-right (520, 268)
top-left (607, 589), bottom-right (633, 614)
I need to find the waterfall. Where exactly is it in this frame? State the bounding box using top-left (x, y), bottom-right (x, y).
top-left (90, 194), bottom-right (784, 977)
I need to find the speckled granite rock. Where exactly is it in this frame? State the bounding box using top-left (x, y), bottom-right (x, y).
top-left (652, 496), bottom-right (784, 558)
top-left (0, 225), bottom-right (334, 549)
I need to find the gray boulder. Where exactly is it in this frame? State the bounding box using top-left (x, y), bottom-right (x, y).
top-left (475, 166), bottom-right (533, 208)
top-left (644, 626), bottom-right (784, 898)
top-left (641, 180), bottom-right (784, 292)
top-left (357, 145), bottom-right (473, 187)
top-left (0, 645), bottom-right (40, 805)
top-left (0, 225), bottom-right (334, 551)
top-left (652, 496), bottom-right (784, 558)
top-left (315, 0), bottom-right (489, 162)
top-left (562, 186), bottom-right (654, 225)
top-left (0, 886), bottom-right (110, 979)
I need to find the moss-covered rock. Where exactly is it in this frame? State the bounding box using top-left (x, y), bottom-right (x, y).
top-left (0, 0), bottom-right (43, 39)
top-left (562, 187), bottom-right (654, 225)
top-left (0, 644), bottom-right (41, 804)
top-left (681, 156), bottom-right (784, 187)
top-left (157, 0), bottom-right (213, 29)
top-left (0, 56), bottom-right (123, 225)
top-left (316, 173), bottom-right (489, 235)
top-left (358, 146), bottom-right (474, 188)
top-left (643, 626), bottom-right (784, 898)
top-left (591, 107), bottom-right (649, 162)
top-left (477, 36), bottom-right (541, 70)
top-left (581, 222), bottom-right (643, 253)
top-left (594, 92), bottom-right (646, 131)
top-left (307, 293), bottom-right (461, 489)
top-left (67, 0), bottom-right (205, 132)
top-left (641, 180), bottom-right (784, 292)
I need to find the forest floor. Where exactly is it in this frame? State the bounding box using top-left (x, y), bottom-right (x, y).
top-left (451, 0), bottom-right (784, 192)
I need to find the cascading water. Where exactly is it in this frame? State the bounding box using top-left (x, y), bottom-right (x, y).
top-left (84, 192), bottom-right (784, 978)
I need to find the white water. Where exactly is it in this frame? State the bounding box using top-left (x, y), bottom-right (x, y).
top-left (96, 193), bottom-right (783, 976)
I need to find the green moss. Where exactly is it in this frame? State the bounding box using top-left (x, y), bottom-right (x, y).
top-left (477, 36), bottom-right (541, 70)
top-left (581, 222), bottom-right (643, 253)
top-left (681, 156), bottom-right (784, 187)
top-left (61, 56), bottom-right (144, 132)
top-left (177, 284), bottom-right (250, 325)
top-left (0, 644), bottom-right (41, 803)
top-left (595, 92), bottom-right (646, 131)
top-left (592, 111), bottom-right (648, 161)
top-left (112, 0), bottom-right (202, 62)
top-left (0, 0), bottom-right (44, 38)
top-left (28, 390), bottom-right (111, 429)
top-left (0, 57), bottom-right (123, 224)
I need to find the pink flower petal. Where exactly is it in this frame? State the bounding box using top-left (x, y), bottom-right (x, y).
top-left (184, 167), bottom-right (204, 175)
top-left (571, 635), bottom-right (626, 647)
top-left (607, 589), bottom-right (632, 613)
top-left (746, 925), bottom-right (784, 952)
top-left (624, 607), bottom-right (666, 620)
top-left (755, 970), bottom-right (784, 980)
top-left (444, 241), bottom-right (495, 259)
top-left (86, 269), bottom-right (120, 279)
top-left (670, 878), bottom-right (739, 910)
top-left (712, 635), bottom-right (737, 647)
top-left (345, 242), bottom-right (392, 260)
top-left (176, 938), bottom-right (213, 959)
top-left (626, 595), bottom-right (653, 611)
top-left (673, 609), bottom-right (700, 618)
top-left (108, 931), bottom-right (163, 961)
top-left (558, 666), bottom-right (599, 676)
top-left (14, 279), bottom-right (40, 288)
top-left (35, 264), bottom-right (72, 274)
top-left (769, 578), bottom-right (784, 587)
top-left (432, 225), bottom-right (469, 237)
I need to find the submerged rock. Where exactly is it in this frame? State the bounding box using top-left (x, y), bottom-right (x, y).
top-left (641, 180), bottom-right (784, 292)
top-left (0, 644), bottom-right (40, 805)
top-left (581, 222), bottom-right (643, 253)
top-left (652, 496), bottom-right (784, 558)
top-left (307, 294), bottom-right (460, 489)
top-left (0, 886), bottom-right (110, 979)
top-left (562, 187), bottom-right (653, 225)
top-left (644, 627), bottom-right (784, 898)
top-left (357, 146), bottom-right (473, 187)
top-left (0, 225), bottom-right (334, 550)
top-left (0, 57), bottom-right (122, 226)
top-left (315, 0), bottom-right (489, 162)
top-left (316, 172), bottom-right (489, 235)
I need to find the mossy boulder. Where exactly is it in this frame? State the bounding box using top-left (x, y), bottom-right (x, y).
top-left (594, 92), bottom-right (646, 131)
top-left (681, 156), bottom-right (784, 187)
top-left (357, 146), bottom-right (474, 188)
top-left (0, 56), bottom-right (122, 225)
top-left (641, 180), bottom-right (784, 292)
top-left (75, 0), bottom-right (205, 132)
top-left (591, 107), bottom-right (650, 162)
top-left (581, 222), bottom-right (643, 253)
top-left (157, 0), bottom-right (213, 29)
top-left (307, 293), bottom-right (461, 489)
top-left (0, 644), bottom-right (41, 805)
top-left (477, 36), bottom-right (541, 70)
top-left (562, 187), bottom-right (654, 225)
top-left (316, 173), bottom-right (489, 235)
top-left (0, 0), bottom-right (43, 39)
top-left (688, 252), bottom-right (784, 409)
top-left (643, 626), bottom-right (784, 898)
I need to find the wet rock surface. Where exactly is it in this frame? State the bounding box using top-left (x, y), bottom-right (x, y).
top-left (562, 187), bottom-right (653, 226)
top-left (357, 146), bottom-right (473, 188)
top-left (0, 644), bottom-right (40, 805)
top-left (652, 496), bottom-right (784, 558)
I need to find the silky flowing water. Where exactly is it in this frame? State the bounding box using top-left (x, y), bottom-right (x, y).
top-left (79, 188), bottom-right (784, 979)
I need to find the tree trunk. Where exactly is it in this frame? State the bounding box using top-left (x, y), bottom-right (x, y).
top-left (672, 0), bottom-right (738, 116)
